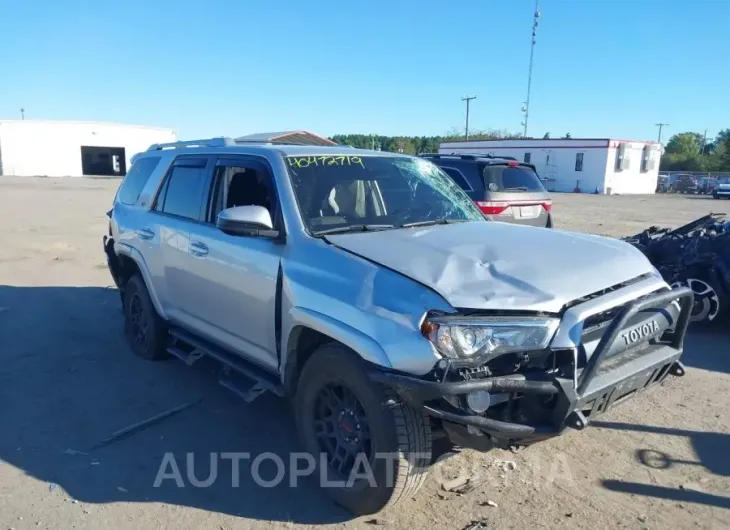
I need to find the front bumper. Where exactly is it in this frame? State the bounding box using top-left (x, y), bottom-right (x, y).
top-left (371, 286), bottom-right (694, 449)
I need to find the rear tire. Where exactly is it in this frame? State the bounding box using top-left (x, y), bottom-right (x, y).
top-left (294, 344), bottom-right (432, 515)
top-left (123, 275), bottom-right (168, 360)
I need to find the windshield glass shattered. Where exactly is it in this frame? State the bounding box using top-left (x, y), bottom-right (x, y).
top-left (286, 155), bottom-right (484, 234)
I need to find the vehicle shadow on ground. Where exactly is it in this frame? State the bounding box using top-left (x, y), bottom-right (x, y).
top-left (0, 285), bottom-right (352, 524)
top-left (592, 421), bottom-right (730, 509)
top-left (681, 194), bottom-right (728, 202)
top-left (680, 320), bottom-right (730, 375)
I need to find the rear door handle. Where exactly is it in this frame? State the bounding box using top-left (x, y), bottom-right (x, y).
top-left (136, 228), bottom-right (154, 240)
top-left (190, 241), bottom-right (209, 257)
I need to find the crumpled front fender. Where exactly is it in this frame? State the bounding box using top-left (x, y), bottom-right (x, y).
top-left (280, 241), bottom-right (453, 377)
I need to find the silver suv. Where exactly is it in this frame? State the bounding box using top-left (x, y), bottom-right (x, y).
top-left (104, 137), bottom-right (693, 515)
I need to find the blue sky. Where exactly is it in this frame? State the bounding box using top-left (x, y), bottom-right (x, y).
top-left (2, 0), bottom-right (728, 142)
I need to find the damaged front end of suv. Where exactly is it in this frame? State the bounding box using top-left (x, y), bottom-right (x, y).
top-left (370, 278), bottom-right (694, 451)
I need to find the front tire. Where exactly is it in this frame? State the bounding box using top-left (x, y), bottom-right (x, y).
top-left (672, 275), bottom-right (727, 326)
top-left (295, 344), bottom-right (432, 515)
top-left (123, 275), bottom-right (168, 360)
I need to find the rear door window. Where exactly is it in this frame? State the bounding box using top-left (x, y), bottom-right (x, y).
top-left (154, 157), bottom-right (209, 221)
top-left (117, 156), bottom-right (161, 205)
top-left (482, 165), bottom-right (545, 192)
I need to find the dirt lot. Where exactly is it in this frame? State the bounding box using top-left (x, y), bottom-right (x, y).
top-left (1, 177), bottom-right (729, 530)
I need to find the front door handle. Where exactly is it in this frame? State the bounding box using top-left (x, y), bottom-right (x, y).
top-left (190, 241), bottom-right (209, 257)
top-left (136, 228), bottom-right (154, 240)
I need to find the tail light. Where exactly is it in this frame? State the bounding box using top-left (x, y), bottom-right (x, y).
top-left (476, 201), bottom-right (552, 215)
top-left (476, 201), bottom-right (509, 215)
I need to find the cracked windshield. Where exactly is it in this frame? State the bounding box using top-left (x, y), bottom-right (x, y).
top-left (286, 155), bottom-right (484, 234)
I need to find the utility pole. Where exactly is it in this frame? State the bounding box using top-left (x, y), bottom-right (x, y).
top-left (700, 129), bottom-right (707, 154)
top-left (462, 95), bottom-right (476, 140)
top-left (521, 0), bottom-right (540, 137)
top-left (20, 108), bottom-right (25, 120)
top-left (655, 123), bottom-right (669, 144)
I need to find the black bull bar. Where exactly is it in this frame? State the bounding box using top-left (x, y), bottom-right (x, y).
top-left (371, 286), bottom-right (695, 442)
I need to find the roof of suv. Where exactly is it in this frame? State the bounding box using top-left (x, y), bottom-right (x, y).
top-left (419, 152), bottom-right (528, 164)
top-left (420, 153), bottom-right (518, 161)
top-left (418, 153), bottom-right (536, 171)
top-left (141, 136), bottom-right (407, 159)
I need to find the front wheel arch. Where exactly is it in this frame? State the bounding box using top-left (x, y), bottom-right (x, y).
top-left (283, 324), bottom-right (390, 397)
top-left (282, 310), bottom-right (393, 395)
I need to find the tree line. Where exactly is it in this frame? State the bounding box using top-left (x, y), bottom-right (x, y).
top-left (660, 130), bottom-right (730, 172)
top-left (330, 129), bottom-right (730, 172)
top-left (329, 129), bottom-right (573, 156)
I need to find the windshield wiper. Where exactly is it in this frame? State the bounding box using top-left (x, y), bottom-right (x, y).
top-left (400, 218), bottom-right (470, 228)
top-left (313, 224), bottom-right (396, 236)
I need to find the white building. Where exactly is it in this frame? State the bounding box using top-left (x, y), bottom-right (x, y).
top-left (439, 138), bottom-right (662, 194)
top-left (0, 120), bottom-right (177, 177)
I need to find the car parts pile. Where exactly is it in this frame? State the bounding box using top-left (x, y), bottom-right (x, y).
top-left (623, 213), bottom-right (730, 325)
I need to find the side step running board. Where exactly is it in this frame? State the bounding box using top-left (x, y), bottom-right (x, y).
top-left (167, 327), bottom-right (285, 401)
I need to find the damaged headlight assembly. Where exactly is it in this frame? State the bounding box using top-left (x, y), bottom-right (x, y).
top-left (421, 315), bottom-right (560, 362)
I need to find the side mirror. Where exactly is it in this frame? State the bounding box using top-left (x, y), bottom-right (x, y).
top-left (216, 206), bottom-right (279, 238)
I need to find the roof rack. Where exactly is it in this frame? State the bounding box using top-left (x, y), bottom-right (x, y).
top-left (419, 153), bottom-right (518, 161)
top-left (233, 139), bottom-right (327, 146)
top-left (146, 137), bottom-right (236, 151)
top-left (146, 136), bottom-right (351, 152)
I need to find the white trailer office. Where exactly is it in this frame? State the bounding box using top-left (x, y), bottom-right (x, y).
top-left (440, 138), bottom-right (662, 194)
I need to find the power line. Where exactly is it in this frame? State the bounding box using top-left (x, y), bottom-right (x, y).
top-left (654, 123), bottom-right (669, 144)
top-left (462, 96), bottom-right (477, 140)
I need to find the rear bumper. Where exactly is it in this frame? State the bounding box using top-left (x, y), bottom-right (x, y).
top-left (486, 211), bottom-right (552, 228)
top-left (371, 286), bottom-right (694, 448)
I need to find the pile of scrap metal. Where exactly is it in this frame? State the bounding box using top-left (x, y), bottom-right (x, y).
top-left (623, 213), bottom-right (730, 325)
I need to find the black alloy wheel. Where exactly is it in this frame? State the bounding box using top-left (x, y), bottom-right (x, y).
top-left (314, 383), bottom-right (372, 479)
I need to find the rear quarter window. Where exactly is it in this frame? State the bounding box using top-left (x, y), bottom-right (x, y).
top-left (117, 156), bottom-right (161, 205)
top-left (439, 167), bottom-right (472, 191)
top-left (482, 165), bottom-right (545, 192)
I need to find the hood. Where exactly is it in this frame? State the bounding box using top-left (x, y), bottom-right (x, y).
top-left (326, 222), bottom-right (656, 313)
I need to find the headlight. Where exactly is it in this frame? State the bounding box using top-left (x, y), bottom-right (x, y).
top-left (421, 316), bottom-right (559, 361)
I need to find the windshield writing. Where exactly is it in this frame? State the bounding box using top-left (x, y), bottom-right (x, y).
top-left (287, 156), bottom-right (366, 169)
top-left (286, 155), bottom-right (484, 234)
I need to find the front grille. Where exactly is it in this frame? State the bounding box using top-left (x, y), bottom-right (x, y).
top-left (582, 307), bottom-right (621, 335)
top-left (580, 287), bottom-right (670, 345)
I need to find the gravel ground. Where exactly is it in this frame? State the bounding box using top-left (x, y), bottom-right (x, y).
top-left (1, 177), bottom-right (728, 530)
